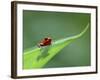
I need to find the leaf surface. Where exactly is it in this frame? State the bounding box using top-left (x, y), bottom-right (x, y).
top-left (23, 23), bottom-right (89, 69)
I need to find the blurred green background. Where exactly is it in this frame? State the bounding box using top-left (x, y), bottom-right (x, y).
top-left (23, 10), bottom-right (91, 68)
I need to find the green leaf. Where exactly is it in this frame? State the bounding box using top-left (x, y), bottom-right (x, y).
top-left (23, 23), bottom-right (89, 69)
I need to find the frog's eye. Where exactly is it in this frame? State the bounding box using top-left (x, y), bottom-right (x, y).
top-left (44, 38), bottom-right (48, 40)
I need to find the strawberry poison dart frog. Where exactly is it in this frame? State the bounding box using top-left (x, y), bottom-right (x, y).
top-left (38, 37), bottom-right (52, 47)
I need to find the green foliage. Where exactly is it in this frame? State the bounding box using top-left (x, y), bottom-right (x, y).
top-left (23, 23), bottom-right (89, 69)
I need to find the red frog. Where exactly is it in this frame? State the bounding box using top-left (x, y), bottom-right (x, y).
top-left (38, 37), bottom-right (52, 47)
